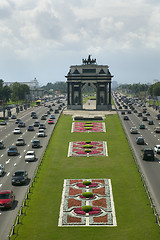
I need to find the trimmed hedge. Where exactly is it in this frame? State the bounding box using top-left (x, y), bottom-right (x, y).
top-left (83, 180), bottom-right (91, 186)
top-left (82, 192), bottom-right (93, 198)
top-left (81, 205), bottom-right (93, 213)
top-left (83, 144), bottom-right (93, 148)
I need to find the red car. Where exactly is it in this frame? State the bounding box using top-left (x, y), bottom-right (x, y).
top-left (0, 190), bottom-right (15, 209)
top-left (48, 119), bottom-right (54, 124)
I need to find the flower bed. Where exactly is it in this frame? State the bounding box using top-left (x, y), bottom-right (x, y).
top-left (58, 179), bottom-right (117, 226)
top-left (68, 141), bottom-right (108, 157)
top-left (71, 122), bottom-right (106, 132)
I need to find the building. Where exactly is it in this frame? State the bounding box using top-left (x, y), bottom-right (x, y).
top-left (4, 78), bottom-right (39, 89)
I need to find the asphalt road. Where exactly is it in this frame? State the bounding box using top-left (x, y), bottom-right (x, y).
top-left (0, 100), bottom-right (65, 240)
top-left (113, 92), bottom-right (160, 216)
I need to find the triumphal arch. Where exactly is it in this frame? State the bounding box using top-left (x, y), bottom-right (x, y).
top-left (65, 55), bottom-right (113, 110)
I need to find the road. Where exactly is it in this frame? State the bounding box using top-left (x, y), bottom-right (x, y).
top-left (0, 100), bottom-right (65, 240)
top-left (113, 92), bottom-right (160, 216)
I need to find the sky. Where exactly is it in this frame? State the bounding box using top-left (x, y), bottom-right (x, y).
top-left (0, 0), bottom-right (160, 86)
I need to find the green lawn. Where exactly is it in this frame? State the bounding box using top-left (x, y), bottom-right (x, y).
top-left (11, 114), bottom-right (160, 240)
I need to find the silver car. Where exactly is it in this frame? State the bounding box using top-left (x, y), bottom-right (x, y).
top-left (25, 151), bottom-right (36, 162)
top-left (0, 164), bottom-right (5, 177)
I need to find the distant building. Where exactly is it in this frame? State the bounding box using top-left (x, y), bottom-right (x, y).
top-left (4, 78), bottom-right (39, 89)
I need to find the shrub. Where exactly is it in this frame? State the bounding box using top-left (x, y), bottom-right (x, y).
top-left (84, 149), bottom-right (91, 153)
top-left (82, 205), bottom-right (93, 213)
top-left (84, 124), bottom-right (93, 127)
top-left (84, 127), bottom-right (93, 130)
top-left (83, 180), bottom-right (91, 186)
top-left (82, 192), bottom-right (93, 198)
top-left (85, 141), bottom-right (91, 144)
top-left (82, 144), bottom-right (93, 148)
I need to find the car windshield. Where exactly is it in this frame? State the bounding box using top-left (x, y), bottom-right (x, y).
top-left (14, 172), bottom-right (24, 176)
top-left (0, 166), bottom-right (3, 169)
top-left (17, 139), bottom-right (23, 141)
top-left (9, 147), bottom-right (16, 150)
top-left (0, 193), bottom-right (10, 199)
top-left (27, 152), bottom-right (34, 155)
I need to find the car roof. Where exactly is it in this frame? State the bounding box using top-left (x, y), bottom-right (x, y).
top-left (26, 150), bottom-right (35, 154)
top-left (155, 145), bottom-right (160, 147)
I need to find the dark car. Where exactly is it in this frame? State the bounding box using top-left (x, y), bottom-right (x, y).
top-left (146, 112), bottom-right (150, 116)
top-left (123, 116), bottom-right (129, 120)
top-left (137, 112), bottom-right (142, 117)
top-left (54, 109), bottom-right (59, 114)
top-left (41, 115), bottom-right (46, 120)
top-left (15, 119), bottom-right (21, 124)
top-left (31, 111), bottom-right (36, 117)
top-left (34, 121), bottom-right (40, 127)
top-left (0, 190), bottom-right (15, 209)
top-left (148, 120), bottom-right (154, 125)
top-left (139, 123), bottom-right (145, 129)
top-left (136, 137), bottom-right (145, 145)
top-left (154, 127), bottom-right (160, 133)
top-left (32, 115), bottom-right (38, 119)
top-left (141, 148), bottom-right (154, 161)
top-left (32, 139), bottom-right (40, 148)
top-left (157, 114), bottom-right (160, 120)
top-left (27, 125), bottom-right (34, 131)
top-left (48, 119), bottom-right (54, 124)
top-left (11, 115), bottom-right (16, 119)
top-left (39, 124), bottom-right (46, 129)
top-left (142, 116), bottom-right (147, 121)
top-left (0, 141), bottom-right (4, 149)
top-left (11, 170), bottom-right (28, 185)
top-left (8, 146), bottom-right (18, 156)
top-left (121, 111), bottom-right (125, 115)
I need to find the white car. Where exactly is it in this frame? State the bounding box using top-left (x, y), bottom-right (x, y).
top-left (25, 151), bottom-right (36, 162)
top-left (130, 127), bottom-right (138, 134)
top-left (154, 145), bottom-right (160, 154)
top-left (0, 164), bottom-right (5, 177)
top-left (37, 129), bottom-right (46, 137)
top-left (13, 128), bottom-right (21, 134)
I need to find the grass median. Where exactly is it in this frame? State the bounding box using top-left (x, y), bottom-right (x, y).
top-left (11, 114), bottom-right (160, 240)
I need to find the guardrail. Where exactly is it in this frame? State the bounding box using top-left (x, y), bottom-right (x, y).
top-left (7, 107), bottom-right (65, 240)
top-left (114, 101), bottom-right (160, 227)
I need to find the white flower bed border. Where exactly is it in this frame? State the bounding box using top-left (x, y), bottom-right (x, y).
top-left (67, 141), bottom-right (108, 157)
top-left (71, 122), bottom-right (106, 133)
top-left (58, 178), bottom-right (117, 227)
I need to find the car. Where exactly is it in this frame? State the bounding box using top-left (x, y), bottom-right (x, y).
top-left (0, 164), bottom-right (5, 177)
top-left (139, 123), bottom-right (145, 129)
top-left (31, 111), bottom-right (36, 117)
top-left (54, 109), bottom-right (59, 114)
top-left (15, 119), bottom-right (21, 124)
top-left (137, 112), bottom-right (142, 117)
top-left (121, 111), bottom-right (125, 115)
top-left (50, 115), bottom-right (55, 119)
top-left (146, 112), bottom-right (150, 116)
top-left (0, 190), bottom-right (15, 209)
top-left (41, 115), bottom-right (46, 120)
top-left (8, 146), bottom-right (18, 156)
top-left (11, 170), bottom-right (28, 185)
top-left (0, 120), bottom-right (7, 125)
top-left (48, 119), bottom-right (54, 124)
top-left (142, 116), bottom-right (148, 121)
top-left (148, 120), bottom-right (154, 125)
top-left (154, 145), bottom-right (160, 154)
top-left (157, 114), bottom-right (160, 120)
top-left (32, 139), bottom-right (40, 148)
top-left (11, 115), bottom-right (16, 119)
top-left (25, 151), bottom-right (36, 162)
top-left (142, 109), bottom-right (146, 113)
top-left (32, 115), bottom-right (38, 119)
top-left (37, 129), bottom-right (46, 137)
top-left (0, 141), bottom-right (4, 149)
top-left (141, 148), bottom-right (154, 161)
top-left (27, 125), bottom-right (34, 131)
top-left (49, 108), bottom-right (53, 111)
top-left (34, 121), bottom-right (40, 127)
top-left (127, 110), bottom-right (131, 114)
top-left (154, 127), bottom-right (160, 133)
top-left (18, 121), bottom-right (26, 127)
top-left (16, 138), bottom-right (25, 146)
top-left (130, 127), bottom-right (138, 134)
top-left (136, 137), bottom-right (145, 145)
top-left (123, 116), bottom-right (129, 120)
top-left (13, 128), bottom-right (21, 134)
top-left (39, 124), bottom-right (46, 129)
top-left (133, 109), bottom-right (137, 113)
top-left (47, 110), bottom-right (50, 115)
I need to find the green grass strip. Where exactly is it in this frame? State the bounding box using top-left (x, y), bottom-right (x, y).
top-left (11, 114), bottom-right (160, 240)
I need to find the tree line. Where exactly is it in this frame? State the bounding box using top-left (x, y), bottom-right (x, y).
top-left (117, 82), bottom-right (160, 98)
top-left (0, 79), bottom-right (30, 103)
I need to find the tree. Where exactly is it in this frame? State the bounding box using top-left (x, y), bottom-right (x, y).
top-left (11, 82), bottom-right (30, 102)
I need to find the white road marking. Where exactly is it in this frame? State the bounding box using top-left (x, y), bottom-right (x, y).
top-left (19, 156), bottom-right (22, 158)
top-left (0, 184), bottom-right (2, 187)
top-left (6, 159), bottom-right (10, 164)
top-left (14, 163), bottom-right (16, 166)
top-left (1, 154), bottom-right (3, 157)
top-left (7, 172), bottom-right (10, 176)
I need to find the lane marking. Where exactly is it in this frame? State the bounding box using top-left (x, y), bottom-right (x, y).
top-left (7, 172), bottom-right (10, 176)
top-left (0, 184), bottom-right (2, 188)
top-left (14, 163), bottom-right (16, 166)
top-left (6, 159), bottom-right (10, 164)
